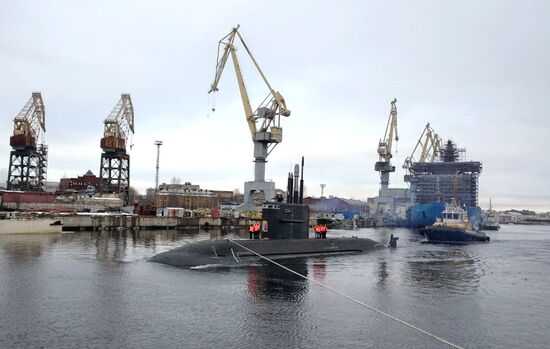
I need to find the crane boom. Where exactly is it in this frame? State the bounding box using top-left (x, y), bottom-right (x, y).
top-left (377, 99), bottom-right (398, 162)
top-left (208, 25), bottom-right (290, 142)
top-left (11, 92), bottom-right (45, 149)
top-left (375, 99), bottom-right (399, 191)
top-left (103, 93), bottom-right (134, 143)
top-left (402, 123), bottom-right (442, 172)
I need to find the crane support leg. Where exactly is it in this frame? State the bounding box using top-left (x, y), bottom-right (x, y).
top-left (7, 146), bottom-right (47, 192)
top-left (253, 140), bottom-right (268, 182)
top-left (99, 152), bottom-right (130, 205)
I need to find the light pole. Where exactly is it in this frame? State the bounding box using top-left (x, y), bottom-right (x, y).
top-left (154, 140), bottom-right (163, 193)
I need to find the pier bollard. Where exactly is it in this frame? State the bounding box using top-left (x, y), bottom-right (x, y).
top-left (388, 234), bottom-right (399, 248)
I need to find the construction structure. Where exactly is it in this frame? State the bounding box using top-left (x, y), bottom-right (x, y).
top-left (208, 25), bottom-right (290, 209)
top-left (405, 140), bottom-right (482, 207)
top-left (7, 92), bottom-right (48, 191)
top-left (99, 94), bottom-right (134, 205)
top-left (369, 99), bottom-right (409, 222)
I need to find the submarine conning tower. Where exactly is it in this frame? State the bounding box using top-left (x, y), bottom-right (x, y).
top-left (262, 203), bottom-right (310, 240)
top-left (261, 156), bottom-right (309, 240)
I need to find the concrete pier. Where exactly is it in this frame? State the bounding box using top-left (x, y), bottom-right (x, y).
top-left (60, 215), bottom-right (253, 231)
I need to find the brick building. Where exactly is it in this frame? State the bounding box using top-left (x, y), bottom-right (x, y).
top-left (59, 170), bottom-right (100, 193)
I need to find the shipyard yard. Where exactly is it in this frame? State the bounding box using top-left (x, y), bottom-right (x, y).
top-left (1, 225), bottom-right (549, 349)
top-left (1, 1), bottom-right (550, 348)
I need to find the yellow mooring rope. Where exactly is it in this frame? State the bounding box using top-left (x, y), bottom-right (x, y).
top-left (229, 239), bottom-right (467, 349)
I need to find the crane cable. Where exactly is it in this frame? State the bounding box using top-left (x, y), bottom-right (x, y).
top-left (228, 239), bottom-right (467, 349)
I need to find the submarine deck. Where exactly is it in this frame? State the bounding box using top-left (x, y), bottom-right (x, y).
top-left (149, 237), bottom-right (384, 268)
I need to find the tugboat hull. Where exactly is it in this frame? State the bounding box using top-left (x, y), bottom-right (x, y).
top-left (420, 226), bottom-right (490, 243)
top-left (481, 225), bottom-right (500, 231)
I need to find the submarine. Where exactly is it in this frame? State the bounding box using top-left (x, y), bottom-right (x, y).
top-left (150, 158), bottom-right (384, 268)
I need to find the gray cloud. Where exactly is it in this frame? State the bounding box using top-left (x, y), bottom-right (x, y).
top-left (0, 0), bottom-right (548, 211)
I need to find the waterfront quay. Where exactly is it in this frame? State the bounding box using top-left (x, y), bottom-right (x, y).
top-left (60, 214), bottom-right (252, 231)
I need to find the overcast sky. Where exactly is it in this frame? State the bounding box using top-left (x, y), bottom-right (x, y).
top-left (1, 0), bottom-right (549, 212)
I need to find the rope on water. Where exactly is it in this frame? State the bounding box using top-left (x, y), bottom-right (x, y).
top-left (228, 239), bottom-right (467, 349)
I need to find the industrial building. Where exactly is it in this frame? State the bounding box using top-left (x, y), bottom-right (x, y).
top-left (305, 196), bottom-right (369, 216)
top-left (154, 182), bottom-right (243, 211)
top-left (59, 170), bottom-right (100, 193)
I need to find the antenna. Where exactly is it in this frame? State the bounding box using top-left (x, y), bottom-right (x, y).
top-left (154, 140), bottom-right (163, 193)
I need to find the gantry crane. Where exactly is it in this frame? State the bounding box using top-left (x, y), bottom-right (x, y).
top-left (375, 99), bottom-right (398, 192)
top-left (402, 123), bottom-right (442, 174)
top-left (7, 92), bottom-right (48, 191)
top-left (208, 25), bottom-right (290, 204)
top-left (99, 94), bottom-right (134, 204)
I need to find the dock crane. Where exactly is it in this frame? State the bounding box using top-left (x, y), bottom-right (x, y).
top-left (402, 123), bottom-right (442, 174)
top-left (208, 25), bottom-right (290, 205)
top-left (375, 99), bottom-right (398, 192)
top-left (7, 92), bottom-right (48, 191)
top-left (99, 94), bottom-right (135, 204)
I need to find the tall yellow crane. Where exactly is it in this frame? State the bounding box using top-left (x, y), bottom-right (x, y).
top-left (208, 25), bottom-right (290, 204)
top-left (375, 99), bottom-right (399, 191)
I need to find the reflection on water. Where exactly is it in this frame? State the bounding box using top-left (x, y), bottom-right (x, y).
top-left (0, 226), bottom-right (549, 349)
top-left (406, 248), bottom-right (480, 294)
top-left (246, 260), bottom-right (309, 301)
top-left (312, 257), bottom-right (327, 282)
top-left (244, 259), bottom-right (310, 347)
top-left (377, 260), bottom-right (389, 286)
top-left (0, 234), bottom-right (62, 264)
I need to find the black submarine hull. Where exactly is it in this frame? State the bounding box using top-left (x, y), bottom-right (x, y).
top-left (149, 238), bottom-right (384, 268)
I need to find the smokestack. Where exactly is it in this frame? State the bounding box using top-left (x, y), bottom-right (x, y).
top-left (293, 164), bottom-right (300, 204)
top-left (299, 156), bottom-right (304, 204)
top-left (287, 172), bottom-right (293, 203)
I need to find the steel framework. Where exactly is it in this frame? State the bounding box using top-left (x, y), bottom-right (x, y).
top-left (99, 152), bottom-right (130, 203)
top-left (7, 93), bottom-right (47, 191)
top-left (98, 94), bottom-right (134, 205)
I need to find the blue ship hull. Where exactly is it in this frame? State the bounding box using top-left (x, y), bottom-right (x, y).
top-left (420, 226), bottom-right (490, 243)
top-left (410, 203), bottom-right (482, 229)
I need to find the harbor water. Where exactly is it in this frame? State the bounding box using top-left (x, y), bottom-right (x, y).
top-left (0, 225), bottom-right (549, 349)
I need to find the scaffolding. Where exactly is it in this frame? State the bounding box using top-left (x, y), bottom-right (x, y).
top-left (405, 161), bottom-right (482, 207)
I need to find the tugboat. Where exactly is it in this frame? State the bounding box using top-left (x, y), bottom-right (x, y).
top-left (481, 198), bottom-right (500, 231)
top-left (420, 199), bottom-right (490, 243)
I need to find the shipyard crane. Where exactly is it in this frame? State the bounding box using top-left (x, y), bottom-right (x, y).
top-left (208, 25), bottom-right (290, 205)
top-left (375, 99), bottom-right (399, 191)
top-left (99, 94), bottom-right (135, 204)
top-left (7, 92), bottom-right (48, 191)
top-left (101, 94), bottom-right (134, 151)
top-left (402, 123), bottom-right (442, 174)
